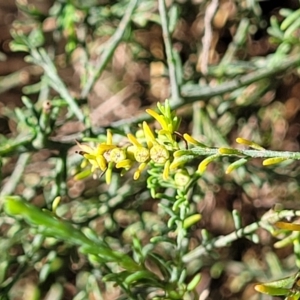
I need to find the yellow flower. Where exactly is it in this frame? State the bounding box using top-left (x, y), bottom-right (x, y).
top-left (76, 101), bottom-right (187, 183)
top-left (129, 124), bottom-right (173, 180)
top-left (76, 130), bottom-right (128, 184)
top-left (127, 133), bottom-right (151, 180)
top-left (76, 141), bottom-right (108, 172)
top-left (149, 144), bottom-right (171, 181)
top-left (145, 110), bottom-right (177, 147)
top-left (127, 133), bottom-right (150, 163)
top-left (150, 145), bottom-right (169, 164)
top-left (110, 148), bottom-right (127, 164)
top-left (146, 108), bottom-right (169, 131)
top-left (142, 121), bottom-right (156, 149)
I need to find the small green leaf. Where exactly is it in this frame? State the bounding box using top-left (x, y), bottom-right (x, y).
top-left (183, 134), bottom-right (207, 147)
top-left (187, 274), bottom-right (201, 291)
top-left (103, 271), bottom-right (129, 283)
top-left (232, 209), bottom-right (242, 230)
top-left (198, 155), bottom-right (220, 174)
top-left (170, 154), bottom-right (195, 169)
top-left (52, 196), bottom-right (61, 214)
top-left (168, 216), bottom-right (179, 228)
top-left (255, 283), bottom-right (290, 296)
top-left (124, 270), bottom-right (160, 285)
top-left (236, 137), bottom-right (265, 150)
top-left (9, 40), bottom-right (29, 52)
top-left (172, 197), bottom-right (186, 211)
top-left (168, 4), bottom-right (179, 34)
top-left (183, 214), bottom-right (202, 229)
top-left (226, 158), bottom-right (248, 174)
top-left (173, 150), bottom-right (189, 157)
top-left (28, 28), bottom-right (45, 48)
top-left (263, 157), bottom-right (288, 166)
top-left (255, 272), bottom-right (300, 297)
top-left (74, 169), bottom-right (92, 180)
top-left (280, 9), bottom-right (300, 31)
top-left (218, 147), bottom-right (243, 155)
top-left (284, 17), bottom-right (300, 38)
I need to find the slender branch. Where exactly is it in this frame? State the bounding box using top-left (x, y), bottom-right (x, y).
top-left (0, 134), bottom-right (73, 157)
top-left (201, 0), bottom-right (219, 74)
top-left (80, 0), bottom-right (138, 99)
top-left (220, 18), bottom-right (250, 65)
top-left (183, 209), bottom-right (300, 263)
top-left (30, 48), bottom-right (85, 122)
top-left (110, 53), bottom-right (300, 128)
top-left (0, 66), bottom-right (42, 94)
top-left (0, 152), bottom-right (31, 201)
top-left (181, 53), bottom-right (300, 102)
top-left (0, 135), bottom-right (34, 156)
top-left (158, 0), bottom-right (182, 105)
top-left (189, 147), bottom-right (300, 160)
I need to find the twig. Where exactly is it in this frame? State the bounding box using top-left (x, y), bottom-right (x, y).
top-left (30, 48), bottom-right (85, 122)
top-left (80, 0), bottom-right (138, 99)
top-left (201, 0), bottom-right (219, 74)
top-left (158, 0), bottom-right (182, 105)
top-left (190, 147), bottom-right (300, 160)
top-left (110, 53), bottom-right (300, 128)
top-left (0, 133), bottom-right (73, 157)
top-left (0, 66), bottom-right (42, 94)
top-left (181, 53), bottom-right (300, 102)
top-left (220, 18), bottom-right (250, 65)
top-left (0, 135), bottom-right (34, 156)
top-left (0, 152), bottom-right (31, 202)
top-left (183, 209), bottom-right (300, 263)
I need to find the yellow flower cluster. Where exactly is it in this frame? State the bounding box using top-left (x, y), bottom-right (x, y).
top-left (76, 101), bottom-right (183, 184)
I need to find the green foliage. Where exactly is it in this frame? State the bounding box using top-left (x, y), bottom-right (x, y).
top-left (3, 0), bottom-right (300, 299)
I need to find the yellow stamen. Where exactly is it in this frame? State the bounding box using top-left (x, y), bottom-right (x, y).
top-left (183, 134), bottom-right (207, 147)
top-left (107, 129), bottom-right (113, 145)
top-left (146, 109), bottom-right (168, 130)
top-left (96, 155), bottom-right (107, 171)
top-left (76, 141), bottom-right (94, 153)
top-left (116, 159), bottom-right (132, 169)
top-left (127, 133), bottom-right (143, 147)
top-left (236, 137), bottom-right (265, 150)
top-left (142, 121), bottom-right (156, 148)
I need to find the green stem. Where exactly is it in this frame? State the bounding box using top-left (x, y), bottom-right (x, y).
top-left (110, 53), bottom-right (300, 128)
top-left (189, 147), bottom-right (300, 160)
top-left (80, 0), bottom-right (138, 99)
top-left (48, 156), bottom-right (66, 202)
top-left (220, 18), bottom-right (250, 65)
top-left (0, 152), bottom-right (31, 202)
top-left (30, 48), bottom-right (85, 122)
top-left (180, 53), bottom-right (300, 103)
top-left (183, 209), bottom-right (300, 263)
top-left (0, 135), bottom-right (34, 156)
top-left (158, 0), bottom-right (182, 105)
top-left (0, 262), bottom-right (29, 297)
top-left (0, 133), bottom-right (73, 157)
top-left (0, 66), bottom-right (41, 94)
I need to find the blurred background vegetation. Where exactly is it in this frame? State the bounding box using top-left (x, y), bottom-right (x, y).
top-left (2, 0), bottom-right (300, 299)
